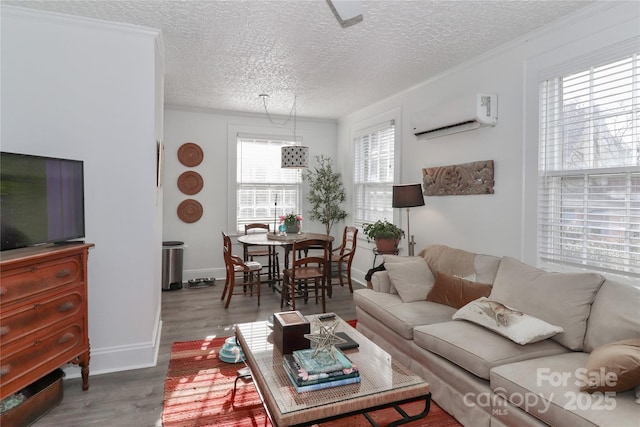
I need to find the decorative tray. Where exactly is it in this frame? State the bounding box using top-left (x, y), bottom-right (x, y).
top-left (266, 232), bottom-right (307, 242)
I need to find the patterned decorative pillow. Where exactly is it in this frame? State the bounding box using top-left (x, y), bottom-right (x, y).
top-left (453, 297), bottom-right (564, 345)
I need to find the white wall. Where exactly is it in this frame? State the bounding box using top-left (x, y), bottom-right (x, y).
top-left (337, 1), bottom-right (640, 283)
top-left (1, 7), bottom-right (164, 375)
top-left (163, 107), bottom-right (338, 280)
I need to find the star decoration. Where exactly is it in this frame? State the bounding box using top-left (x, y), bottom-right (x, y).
top-left (303, 319), bottom-right (347, 360)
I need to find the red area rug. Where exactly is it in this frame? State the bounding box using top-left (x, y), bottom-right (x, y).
top-left (162, 324), bottom-right (462, 427)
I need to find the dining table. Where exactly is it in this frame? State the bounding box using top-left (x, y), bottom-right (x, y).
top-left (236, 231), bottom-right (335, 297)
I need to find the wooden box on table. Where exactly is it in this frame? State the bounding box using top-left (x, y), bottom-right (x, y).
top-left (273, 311), bottom-right (310, 354)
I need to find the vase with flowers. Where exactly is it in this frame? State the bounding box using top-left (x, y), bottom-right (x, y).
top-left (280, 213), bottom-right (303, 234)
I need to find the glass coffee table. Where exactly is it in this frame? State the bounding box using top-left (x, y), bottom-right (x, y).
top-left (235, 314), bottom-right (431, 426)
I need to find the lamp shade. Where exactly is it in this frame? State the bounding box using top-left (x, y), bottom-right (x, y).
top-left (392, 184), bottom-right (425, 208)
top-left (281, 146), bottom-right (309, 168)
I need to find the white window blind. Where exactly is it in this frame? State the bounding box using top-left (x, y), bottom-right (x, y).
top-left (353, 120), bottom-right (395, 227)
top-left (237, 135), bottom-right (301, 233)
top-left (538, 50), bottom-right (640, 277)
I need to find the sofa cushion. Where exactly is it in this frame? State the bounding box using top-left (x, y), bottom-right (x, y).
top-left (353, 289), bottom-right (455, 340)
top-left (383, 256), bottom-right (435, 302)
top-left (490, 353), bottom-right (640, 427)
top-left (474, 253), bottom-right (502, 283)
top-left (427, 273), bottom-right (492, 309)
top-left (489, 257), bottom-right (604, 351)
top-left (584, 278), bottom-right (640, 353)
top-left (580, 338), bottom-right (640, 393)
top-left (413, 321), bottom-right (568, 380)
top-left (419, 245), bottom-right (475, 278)
top-left (452, 297), bottom-right (564, 345)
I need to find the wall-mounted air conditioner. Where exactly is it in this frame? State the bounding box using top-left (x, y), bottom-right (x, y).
top-left (412, 93), bottom-right (498, 139)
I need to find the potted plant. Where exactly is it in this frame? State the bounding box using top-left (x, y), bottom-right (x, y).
top-left (279, 213), bottom-right (303, 234)
top-left (303, 155), bottom-right (348, 235)
top-left (362, 219), bottom-right (405, 252)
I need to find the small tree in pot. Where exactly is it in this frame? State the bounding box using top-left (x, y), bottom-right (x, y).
top-left (304, 155), bottom-right (348, 235)
top-left (362, 219), bottom-right (405, 252)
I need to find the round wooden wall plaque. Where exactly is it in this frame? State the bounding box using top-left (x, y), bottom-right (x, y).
top-left (177, 142), bottom-right (204, 167)
top-left (177, 199), bottom-right (203, 223)
top-left (177, 171), bottom-right (204, 195)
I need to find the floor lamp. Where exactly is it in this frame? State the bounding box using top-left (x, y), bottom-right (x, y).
top-left (392, 184), bottom-right (425, 256)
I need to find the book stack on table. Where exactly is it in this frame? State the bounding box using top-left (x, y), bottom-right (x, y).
top-left (283, 347), bottom-right (360, 393)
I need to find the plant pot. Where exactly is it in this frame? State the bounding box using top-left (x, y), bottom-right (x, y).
top-left (285, 221), bottom-right (301, 234)
top-left (375, 238), bottom-right (399, 253)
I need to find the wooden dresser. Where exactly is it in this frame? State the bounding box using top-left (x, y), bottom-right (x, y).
top-left (0, 243), bottom-right (94, 401)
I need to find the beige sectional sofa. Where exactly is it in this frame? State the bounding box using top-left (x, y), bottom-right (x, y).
top-left (354, 245), bottom-right (640, 427)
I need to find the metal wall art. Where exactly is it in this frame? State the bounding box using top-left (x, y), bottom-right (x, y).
top-left (422, 160), bottom-right (494, 196)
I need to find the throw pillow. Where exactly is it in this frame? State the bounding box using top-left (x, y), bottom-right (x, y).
top-left (383, 257), bottom-right (435, 303)
top-left (489, 257), bottom-right (604, 351)
top-left (427, 272), bottom-right (492, 309)
top-left (381, 255), bottom-right (427, 295)
top-left (452, 297), bottom-right (564, 345)
top-left (579, 338), bottom-right (640, 393)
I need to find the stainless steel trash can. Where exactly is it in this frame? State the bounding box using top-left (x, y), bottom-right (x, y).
top-left (162, 241), bottom-right (184, 291)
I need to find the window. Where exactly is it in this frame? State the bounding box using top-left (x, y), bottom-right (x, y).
top-left (353, 120), bottom-right (395, 227)
top-left (538, 52), bottom-right (640, 277)
top-left (236, 135), bottom-right (301, 233)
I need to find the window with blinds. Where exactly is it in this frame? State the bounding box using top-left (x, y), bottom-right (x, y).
top-left (538, 51), bottom-right (640, 277)
top-left (353, 121), bottom-right (395, 227)
top-left (236, 135), bottom-right (301, 233)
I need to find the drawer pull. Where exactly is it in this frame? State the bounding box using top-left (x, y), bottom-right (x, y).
top-left (0, 326), bottom-right (9, 336)
top-left (58, 301), bottom-right (75, 312)
top-left (58, 332), bottom-right (75, 344)
top-left (0, 287), bottom-right (6, 296)
top-left (0, 365), bottom-right (10, 377)
top-left (57, 269), bottom-right (72, 278)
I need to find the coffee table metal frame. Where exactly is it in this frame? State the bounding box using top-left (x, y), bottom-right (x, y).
top-left (235, 314), bottom-right (431, 427)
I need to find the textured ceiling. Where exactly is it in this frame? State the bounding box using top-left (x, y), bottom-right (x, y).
top-left (5, 0), bottom-right (593, 119)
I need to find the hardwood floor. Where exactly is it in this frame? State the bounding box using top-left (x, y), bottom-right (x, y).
top-left (32, 279), bottom-right (359, 427)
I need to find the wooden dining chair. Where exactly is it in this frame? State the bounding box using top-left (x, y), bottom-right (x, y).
top-left (281, 238), bottom-right (330, 313)
top-left (244, 223), bottom-right (280, 284)
top-left (330, 226), bottom-right (358, 293)
top-left (221, 232), bottom-right (262, 309)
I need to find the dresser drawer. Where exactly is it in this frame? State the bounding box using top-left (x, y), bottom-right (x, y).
top-left (0, 256), bottom-right (82, 306)
top-left (0, 287), bottom-right (85, 347)
top-left (0, 320), bottom-right (86, 396)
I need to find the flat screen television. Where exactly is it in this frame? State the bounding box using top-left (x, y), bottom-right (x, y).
top-left (1, 152), bottom-right (85, 251)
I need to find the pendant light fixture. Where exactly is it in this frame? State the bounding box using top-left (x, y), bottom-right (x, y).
top-left (259, 94), bottom-right (309, 168)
